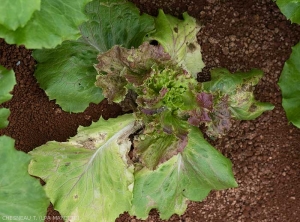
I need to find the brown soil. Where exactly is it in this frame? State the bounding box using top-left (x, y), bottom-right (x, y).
top-left (1, 0), bottom-right (300, 221)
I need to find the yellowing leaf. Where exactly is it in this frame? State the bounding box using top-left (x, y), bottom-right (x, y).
top-left (29, 114), bottom-right (140, 222)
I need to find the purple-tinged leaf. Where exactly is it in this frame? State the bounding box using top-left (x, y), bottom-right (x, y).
top-left (95, 42), bottom-right (172, 103)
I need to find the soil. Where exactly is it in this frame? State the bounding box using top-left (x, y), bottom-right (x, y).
top-left (1, 0), bottom-right (300, 221)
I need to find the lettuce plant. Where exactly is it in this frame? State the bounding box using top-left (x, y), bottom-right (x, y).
top-left (27, 0), bottom-right (274, 221)
top-left (0, 0), bottom-right (274, 221)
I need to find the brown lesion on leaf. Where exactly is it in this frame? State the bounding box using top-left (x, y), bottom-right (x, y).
top-left (249, 104), bottom-right (257, 112)
top-left (187, 43), bottom-right (196, 52)
top-left (81, 139), bottom-right (96, 150)
top-left (78, 133), bottom-right (107, 150)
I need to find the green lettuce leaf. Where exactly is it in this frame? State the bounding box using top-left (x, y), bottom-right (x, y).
top-left (28, 114), bottom-right (141, 222)
top-left (131, 127), bottom-right (237, 220)
top-left (202, 68), bottom-right (274, 137)
top-left (0, 0), bottom-right (92, 49)
top-left (0, 0), bottom-right (40, 31)
top-left (80, 0), bottom-right (155, 52)
top-left (278, 41), bottom-right (300, 128)
top-left (148, 10), bottom-right (205, 77)
top-left (0, 66), bottom-right (16, 128)
top-left (276, 0), bottom-right (300, 24)
top-left (33, 40), bottom-right (102, 113)
top-left (0, 136), bottom-right (49, 220)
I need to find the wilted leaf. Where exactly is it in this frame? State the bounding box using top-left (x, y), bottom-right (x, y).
top-left (202, 68), bottom-right (274, 137)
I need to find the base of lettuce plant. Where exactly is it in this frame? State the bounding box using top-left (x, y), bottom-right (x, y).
top-left (26, 0), bottom-right (274, 221)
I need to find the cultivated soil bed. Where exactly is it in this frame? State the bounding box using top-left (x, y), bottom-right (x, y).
top-left (1, 0), bottom-right (300, 221)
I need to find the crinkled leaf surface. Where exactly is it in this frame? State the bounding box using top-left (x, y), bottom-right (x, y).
top-left (148, 10), bottom-right (205, 77)
top-left (203, 68), bottom-right (274, 120)
top-left (131, 127), bottom-right (237, 219)
top-left (0, 0), bottom-right (40, 31)
top-left (278, 41), bottom-right (300, 128)
top-left (95, 42), bottom-right (172, 103)
top-left (0, 136), bottom-right (49, 220)
top-left (0, 0), bottom-right (92, 49)
top-left (33, 40), bottom-right (103, 113)
top-left (136, 65), bottom-right (198, 112)
top-left (80, 0), bottom-right (155, 52)
top-left (0, 66), bottom-right (16, 128)
top-left (276, 0), bottom-right (300, 24)
top-left (28, 114), bottom-right (139, 222)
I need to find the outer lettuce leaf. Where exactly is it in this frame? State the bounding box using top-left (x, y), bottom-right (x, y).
top-left (28, 114), bottom-right (140, 222)
top-left (148, 10), bottom-right (205, 77)
top-left (202, 68), bottom-right (274, 137)
top-left (95, 42), bottom-right (172, 103)
top-left (131, 127), bottom-right (237, 220)
top-left (0, 0), bottom-right (40, 31)
top-left (0, 136), bottom-right (49, 220)
top-left (80, 0), bottom-right (155, 52)
top-left (33, 0), bottom-right (155, 112)
top-left (0, 66), bottom-right (16, 128)
top-left (276, 0), bottom-right (300, 24)
top-left (0, 0), bottom-right (92, 49)
top-left (278, 41), bottom-right (300, 128)
top-left (33, 40), bottom-right (103, 113)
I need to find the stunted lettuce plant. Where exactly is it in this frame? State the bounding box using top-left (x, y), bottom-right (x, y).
top-left (0, 0), bottom-right (274, 221)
